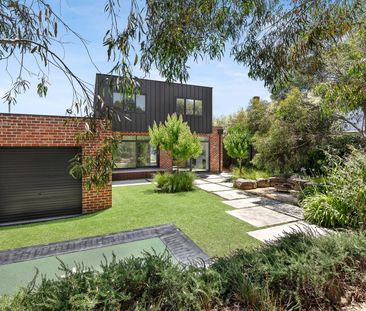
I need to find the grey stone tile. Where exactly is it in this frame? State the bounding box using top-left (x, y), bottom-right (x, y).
top-left (195, 183), bottom-right (232, 192)
top-left (217, 182), bottom-right (234, 188)
top-left (203, 177), bottom-right (228, 183)
top-left (193, 179), bottom-right (210, 185)
top-left (247, 221), bottom-right (329, 242)
top-left (222, 197), bottom-right (278, 209)
top-left (246, 188), bottom-right (298, 205)
top-left (226, 206), bottom-right (297, 227)
top-left (264, 203), bottom-right (304, 219)
top-left (199, 174), bottom-right (221, 179)
top-left (213, 190), bottom-right (250, 200)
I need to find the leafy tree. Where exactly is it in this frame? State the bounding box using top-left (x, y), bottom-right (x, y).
top-left (252, 89), bottom-right (337, 175)
top-left (224, 125), bottom-right (251, 173)
top-left (315, 29), bottom-right (366, 137)
top-left (149, 114), bottom-right (202, 170)
top-left (246, 97), bottom-right (272, 136)
top-left (213, 108), bottom-right (247, 133)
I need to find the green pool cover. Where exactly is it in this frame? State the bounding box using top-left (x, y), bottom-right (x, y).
top-left (0, 237), bottom-right (172, 296)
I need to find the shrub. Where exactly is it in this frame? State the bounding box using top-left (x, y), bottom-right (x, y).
top-left (302, 193), bottom-right (355, 228)
top-left (212, 231), bottom-right (366, 310)
top-left (154, 171), bottom-right (195, 193)
top-left (298, 182), bottom-right (327, 202)
top-left (2, 231), bottom-right (366, 311)
top-left (0, 252), bottom-right (221, 311)
top-left (301, 149), bottom-right (366, 228)
top-left (231, 167), bottom-right (271, 180)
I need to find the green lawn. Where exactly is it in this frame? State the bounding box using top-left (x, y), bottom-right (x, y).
top-left (0, 185), bottom-right (260, 256)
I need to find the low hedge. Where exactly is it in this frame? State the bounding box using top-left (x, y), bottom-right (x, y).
top-left (1, 231), bottom-right (366, 310)
top-left (154, 171), bottom-right (195, 193)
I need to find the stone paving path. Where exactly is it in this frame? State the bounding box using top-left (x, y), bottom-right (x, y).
top-left (195, 173), bottom-right (326, 242)
top-left (247, 221), bottom-right (328, 242)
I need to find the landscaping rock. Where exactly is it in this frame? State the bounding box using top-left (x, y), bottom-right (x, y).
top-left (256, 178), bottom-right (270, 188)
top-left (234, 179), bottom-right (257, 190)
top-left (269, 177), bottom-right (286, 187)
top-left (288, 178), bottom-right (312, 191)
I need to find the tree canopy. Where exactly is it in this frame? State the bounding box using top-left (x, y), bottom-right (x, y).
top-left (2, 0), bottom-right (365, 111)
top-left (224, 124), bottom-right (251, 173)
top-left (1, 0), bottom-right (365, 186)
top-left (149, 114), bottom-right (202, 168)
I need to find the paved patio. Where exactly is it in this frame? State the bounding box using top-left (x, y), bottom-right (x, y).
top-left (195, 173), bottom-right (324, 242)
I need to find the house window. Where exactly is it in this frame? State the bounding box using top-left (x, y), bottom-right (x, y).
top-left (186, 99), bottom-right (195, 115)
top-left (176, 98), bottom-right (203, 116)
top-left (113, 93), bottom-right (145, 112)
top-left (113, 136), bottom-right (158, 169)
top-left (195, 100), bottom-right (203, 115)
top-left (176, 98), bottom-right (185, 115)
top-left (178, 137), bottom-right (209, 171)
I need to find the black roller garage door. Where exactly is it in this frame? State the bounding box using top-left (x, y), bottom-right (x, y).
top-left (0, 148), bottom-right (82, 224)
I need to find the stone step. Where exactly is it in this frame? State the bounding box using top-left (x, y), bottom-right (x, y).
top-left (247, 221), bottom-right (329, 242)
top-left (226, 206), bottom-right (298, 227)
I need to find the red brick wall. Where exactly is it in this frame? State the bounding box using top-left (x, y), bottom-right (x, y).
top-left (0, 113), bottom-right (112, 213)
top-left (208, 127), bottom-right (223, 173)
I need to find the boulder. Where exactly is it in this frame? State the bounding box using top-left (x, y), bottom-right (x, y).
top-left (274, 183), bottom-right (293, 193)
top-left (234, 179), bottom-right (257, 190)
top-left (288, 178), bottom-right (311, 191)
top-left (256, 178), bottom-right (270, 188)
top-left (268, 177), bottom-right (286, 187)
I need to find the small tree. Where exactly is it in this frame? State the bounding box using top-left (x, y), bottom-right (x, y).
top-left (149, 114), bottom-right (202, 170)
top-left (224, 125), bottom-right (250, 174)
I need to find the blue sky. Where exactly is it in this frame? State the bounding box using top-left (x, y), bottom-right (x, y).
top-left (0, 1), bottom-right (270, 117)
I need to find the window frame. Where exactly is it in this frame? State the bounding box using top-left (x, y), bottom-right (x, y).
top-left (181, 138), bottom-right (210, 171)
top-left (113, 135), bottom-right (159, 170)
top-left (112, 92), bottom-right (147, 113)
top-left (175, 97), bottom-right (203, 116)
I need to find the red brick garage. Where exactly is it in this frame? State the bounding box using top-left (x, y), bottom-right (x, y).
top-left (0, 113), bottom-right (112, 224)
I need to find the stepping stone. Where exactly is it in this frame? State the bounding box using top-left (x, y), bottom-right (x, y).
top-left (218, 182), bottom-right (234, 188)
top-left (247, 221), bottom-right (328, 242)
top-left (204, 177), bottom-right (228, 183)
top-left (195, 183), bottom-right (232, 192)
top-left (194, 179), bottom-right (210, 185)
top-left (220, 172), bottom-right (233, 178)
top-left (201, 174), bottom-right (222, 179)
top-left (213, 190), bottom-right (250, 200)
top-left (226, 206), bottom-right (297, 227)
top-left (246, 188), bottom-right (299, 205)
top-left (264, 203), bottom-right (304, 219)
top-left (223, 197), bottom-right (278, 209)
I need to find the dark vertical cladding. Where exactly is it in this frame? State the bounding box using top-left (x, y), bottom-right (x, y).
top-left (94, 74), bottom-right (213, 133)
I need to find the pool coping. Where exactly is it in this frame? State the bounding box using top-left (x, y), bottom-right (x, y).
top-left (0, 224), bottom-right (211, 266)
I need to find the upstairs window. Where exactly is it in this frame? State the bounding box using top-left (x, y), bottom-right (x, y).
top-left (186, 99), bottom-right (194, 115)
top-left (113, 93), bottom-right (145, 112)
top-left (176, 98), bottom-right (185, 115)
top-left (176, 98), bottom-right (203, 116)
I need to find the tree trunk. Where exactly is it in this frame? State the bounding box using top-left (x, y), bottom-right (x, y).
top-left (362, 104), bottom-right (366, 138)
top-left (238, 159), bottom-right (243, 174)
